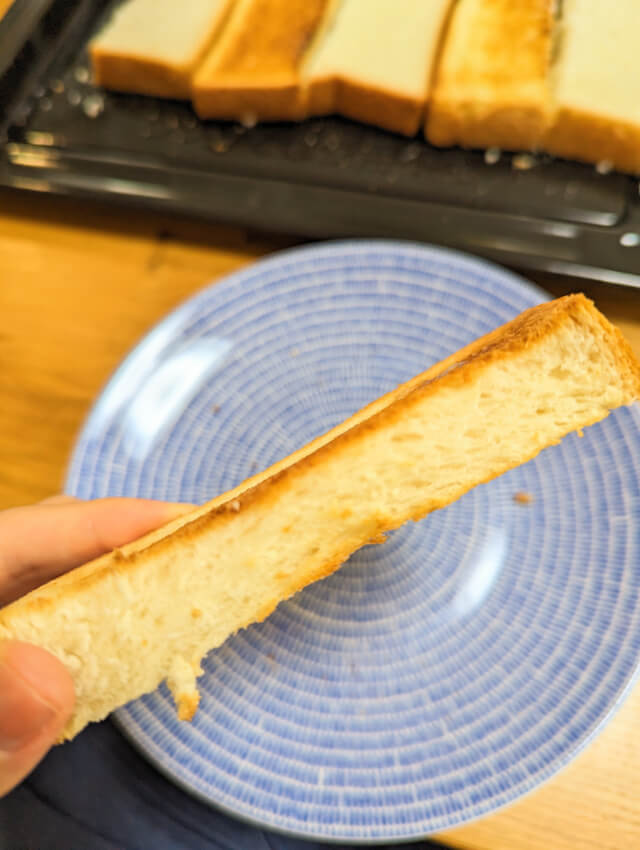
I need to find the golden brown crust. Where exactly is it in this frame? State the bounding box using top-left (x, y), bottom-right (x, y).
top-left (193, 80), bottom-right (306, 121)
top-left (426, 0), bottom-right (553, 150)
top-left (91, 49), bottom-right (192, 99)
top-left (90, 1), bottom-right (234, 100)
top-left (307, 73), bottom-right (424, 136)
top-left (192, 0), bottom-right (330, 121)
top-left (182, 297), bottom-right (639, 612)
top-left (426, 99), bottom-right (550, 150)
top-left (334, 78), bottom-right (423, 137)
top-left (305, 74), bottom-right (335, 117)
top-left (3, 294), bottom-right (638, 632)
top-left (208, 0), bottom-right (324, 73)
top-left (544, 106), bottom-right (640, 175)
top-left (177, 692), bottom-right (200, 721)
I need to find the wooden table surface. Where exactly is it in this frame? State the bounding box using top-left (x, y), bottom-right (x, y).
top-left (1, 188), bottom-right (639, 849)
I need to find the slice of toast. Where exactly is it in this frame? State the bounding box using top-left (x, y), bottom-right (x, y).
top-left (1, 295), bottom-right (638, 741)
top-left (191, 0), bottom-right (334, 122)
top-left (303, 0), bottom-right (455, 136)
top-left (544, 0), bottom-right (640, 174)
top-left (426, 0), bottom-right (555, 150)
top-left (90, 0), bottom-right (234, 100)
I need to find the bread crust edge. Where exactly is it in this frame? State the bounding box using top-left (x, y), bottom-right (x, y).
top-left (544, 106), bottom-right (640, 175)
top-left (2, 294), bottom-right (638, 628)
top-left (90, 1), bottom-right (234, 100)
top-left (426, 97), bottom-right (549, 151)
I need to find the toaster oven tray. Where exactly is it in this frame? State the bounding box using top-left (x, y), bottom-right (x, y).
top-left (1, 0), bottom-right (640, 287)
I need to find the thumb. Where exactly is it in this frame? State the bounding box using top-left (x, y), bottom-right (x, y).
top-left (0, 641), bottom-right (74, 796)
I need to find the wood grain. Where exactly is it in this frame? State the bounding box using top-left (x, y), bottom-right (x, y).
top-left (0, 187), bottom-right (638, 850)
top-left (0, 190), bottom-right (292, 506)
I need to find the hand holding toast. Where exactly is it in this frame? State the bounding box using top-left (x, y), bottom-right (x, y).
top-left (0, 496), bottom-right (191, 796)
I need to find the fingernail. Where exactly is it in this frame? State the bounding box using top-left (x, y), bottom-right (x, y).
top-left (0, 644), bottom-right (59, 751)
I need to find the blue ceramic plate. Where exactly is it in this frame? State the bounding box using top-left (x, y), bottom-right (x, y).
top-left (66, 241), bottom-right (640, 843)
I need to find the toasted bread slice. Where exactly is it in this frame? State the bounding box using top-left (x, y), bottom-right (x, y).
top-left (191, 0), bottom-right (333, 122)
top-left (90, 0), bottom-right (234, 99)
top-left (1, 295), bottom-right (638, 741)
top-left (426, 0), bottom-right (554, 150)
top-left (303, 0), bottom-right (455, 136)
top-left (544, 0), bottom-right (640, 174)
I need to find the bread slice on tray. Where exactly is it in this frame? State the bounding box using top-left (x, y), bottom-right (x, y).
top-left (191, 0), bottom-right (335, 122)
top-left (544, 0), bottom-right (640, 174)
top-left (426, 0), bottom-right (555, 150)
top-left (1, 295), bottom-right (639, 741)
top-left (90, 0), bottom-right (234, 99)
top-left (303, 0), bottom-right (455, 136)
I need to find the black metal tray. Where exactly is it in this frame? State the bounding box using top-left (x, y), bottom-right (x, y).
top-left (2, 0), bottom-right (640, 286)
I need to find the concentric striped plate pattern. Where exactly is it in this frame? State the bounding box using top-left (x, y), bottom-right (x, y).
top-left (67, 241), bottom-right (640, 843)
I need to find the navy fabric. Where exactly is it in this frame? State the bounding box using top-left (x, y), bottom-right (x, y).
top-left (0, 721), bottom-right (448, 850)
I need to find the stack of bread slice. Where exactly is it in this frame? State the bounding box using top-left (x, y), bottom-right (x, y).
top-left (89, 0), bottom-right (640, 174)
top-left (90, 0), bottom-right (460, 133)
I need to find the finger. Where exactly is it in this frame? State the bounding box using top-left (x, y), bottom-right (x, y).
top-left (0, 498), bottom-right (195, 606)
top-left (0, 641), bottom-right (74, 796)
